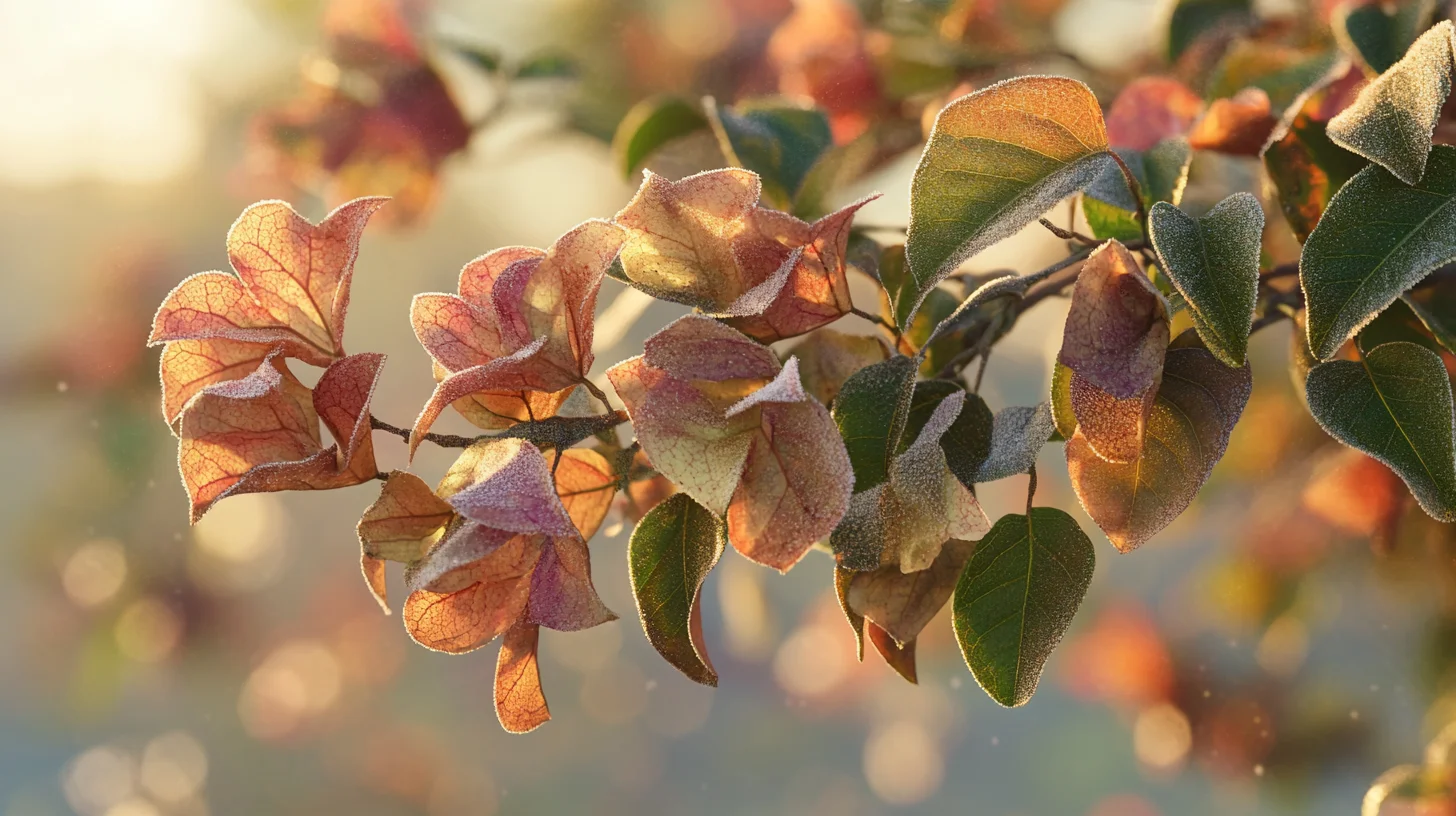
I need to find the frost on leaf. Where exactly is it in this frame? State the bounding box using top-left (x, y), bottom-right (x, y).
top-left (403, 439), bottom-right (616, 655)
top-left (629, 493), bottom-right (726, 686)
top-left (1067, 339), bottom-right (1252, 551)
top-left (1301, 145), bottom-right (1456, 361)
top-left (905, 76), bottom-right (1112, 329)
top-left (1148, 193), bottom-right (1263, 367)
top-left (607, 316), bottom-right (852, 571)
top-left (409, 220), bottom-right (628, 445)
top-left (785, 329), bottom-right (891, 405)
top-left (976, 402), bottom-right (1056, 482)
top-left (1104, 76), bottom-right (1206, 150)
top-left (356, 469), bottom-right (455, 615)
top-left (1305, 341), bottom-right (1456, 522)
top-left (847, 538), bottom-right (975, 647)
top-left (1335, 0), bottom-right (1437, 75)
top-left (1057, 241), bottom-right (1170, 464)
top-left (1404, 269), bottom-right (1456, 354)
top-left (953, 508), bottom-right (1094, 708)
top-left (1187, 88), bottom-right (1278, 155)
top-left (1327, 20), bottom-right (1456, 185)
top-left (830, 391), bottom-right (991, 573)
top-left (614, 169), bottom-right (878, 342)
top-left (176, 351), bottom-right (385, 523)
top-left (495, 623), bottom-right (551, 733)
top-left (150, 197), bottom-right (388, 423)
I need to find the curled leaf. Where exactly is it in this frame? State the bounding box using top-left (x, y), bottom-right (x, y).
top-left (847, 539), bottom-right (974, 646)
top-left (867, 623), bottom-right (917, 684)
top-left (831, 391), bottom-right (991, 572)
top-left (629, 493), bottom-right (726, 686)
top-left (1068, 340), bottom-right (1252, 551)
top-left (608, 316), bottom-right (852, 571)
top-left (1058, 241), bottom-right (1170, 463)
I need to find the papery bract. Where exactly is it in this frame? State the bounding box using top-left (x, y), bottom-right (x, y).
top-left (607, 315), bottom-right (852, 571)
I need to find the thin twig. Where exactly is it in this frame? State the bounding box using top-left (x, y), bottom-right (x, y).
top-left (850, 306), bottom-right (903, 342)
top-left (579, 377), bottom-right (615, 413)
top-left (1038, 218), bottom-right (1099, 246)
top-left (1026, 465), bottom-right (1038, 516)
top-left (972, 353), bottom-right (990, 393)
top-left (370, 415), bottom-right (477, 448)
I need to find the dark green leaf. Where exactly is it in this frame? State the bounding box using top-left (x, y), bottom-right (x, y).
top-left (832, 355), bottom-right (918, 491)
top-left (1327, 21), bottom-right (1454, 185)
top-left (1305, 341), bottom-right (1456, 521)
top-left (628, 493), bottom-right (726, 686)
top-left (1336, 0), bottom-right (1437, 74)
top-left (901, 381), bottom-right (994, 487)
top-left (1149, 193), bottom-right (1264, 367)
top-left (1357, 298), bottom-right (1442, 354)
top-left (612, 96), bottom-right (709, 178)
top-left (905, 76), bottom-right (1112, 330)
top-left (1084, 140), bottom-right (1191, 241)
top-left (1067, 341), bottom-right (1252, 551)
top-left (952, 508), bottom-right (1095, 707)
top-left (708, 98), bottom-right (832, 209)
top-left (1301, 145), bottom-right (1456, 360)
top-left (903, 288), bottom-right (961, 375)
top-left (1167, 0), bottom-right (1252, 61)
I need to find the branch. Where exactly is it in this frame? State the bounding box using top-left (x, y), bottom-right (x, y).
top-left (369, 410), bottom-right (631, 452)
top-left (850, 306), bottom-right (903, 342)
top-left (1108, 151), bottom-right (1149, 245)
top-left (370, 415), bottom-right (477, 448)
top-left (1038, 218), bottom-right (1099, 246)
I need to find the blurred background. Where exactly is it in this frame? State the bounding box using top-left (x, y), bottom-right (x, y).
top-left (2, 0), bottom-right (1453, 813)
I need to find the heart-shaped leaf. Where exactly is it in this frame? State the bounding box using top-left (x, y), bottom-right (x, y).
top-left (953, 508), bottom-right (1095, 708)
top-left (1305, 341), bottom-right (1456, 521)
top-left (629, 493), bottom-right (726, 687)
top-left (1327, 20), bottom-right (1455, 185)
top-left (905, 76), bottom-right (1112, 329)
top-left (1301, 145), bottom-right (1456, 360)
top-left (1149, 193), bottom-right (1264, 367)
top-left (1067, 340), bottom-right (1252, 551)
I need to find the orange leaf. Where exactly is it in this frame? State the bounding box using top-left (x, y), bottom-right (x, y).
top-left (358, 470), bottom-right (454, 562)
top-left (786, 329), bottom-right (891, 405)
top-left (608, 316), bottom-right (854, 571)
top-left (403, 531), bottom-right (539, 654)
top-left (847, 539), bottom-right (975, 645)
top-left (1188, 88), bottom-right (1278, 155)
top-left (158, 338), bottom-right (271, 428)
top-left (495, 624), bottom-right (551, 733)
top-left (362, 552), bottom-right (390, 614)
top-left (1104, 76), bottom-right (1206, 150)
top-left (151, 198), bottom-right (387, 366)
top-left (867, 621), bottom-right (917, 683)
top-left (1057, 241), bottom-right (1169, 463)
top-left (176, 352), bottom-right (385, 522)
top-left (554, 449), bottom-right (618, 541)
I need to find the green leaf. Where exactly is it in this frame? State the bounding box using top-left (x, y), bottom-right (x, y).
top-left (903, 288), bottom-right (961, 375)
top-left (1167, 0), bottom-right (1252, 61)
top-left (1336, 0), bottom-right (1437, 74)
top-left (1084, 139), bottom-right (1191, 241)
top-left (514, 51), bottom-right (578, 79)
top-left (1149, 193), bottom-right (1264, 367)
top-left (1305, 341), bottom-right (1456, 521)
top-left (1404, 269), bottom-right (1456, 353)
top-left (905, 76), bottom-right (1112, 330)
top-left (1262, 77), bottom-right (1370, 243)
top-left (1357, 298), bottom-right (1442, 355)
top-left (901, 381), bottom-right (994, 488)
top-left (448, 43), bottom-right (502, 73)
top-left (1301, 145), bottom-right (1456, 360)
top-left (708, 98), bottom-right (833, 210)
top-left (794, 128), bottom-right (879, 220)
top-left (612, 96), bottom-right (709, 178)
top-left (1067, 340), bottom-right (1252, 551)
top-left (832, 355), bottom-right (918, 491)
top-left (952, 508), bottom-right (1095, 708)
top-left (1327, 21), bottom-right (1454, 185)
top-left (1206, 45), bottom-right (1341, 113)
top-left (628, 493), bottom-right (727, 686)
